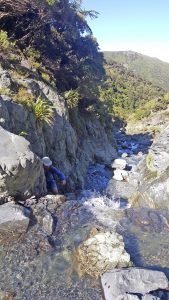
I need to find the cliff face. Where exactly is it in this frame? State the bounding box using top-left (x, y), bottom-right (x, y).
top-left (0, 60), bottom-right (117, 197)
top-left (136, 125), bottom-right (169, 209)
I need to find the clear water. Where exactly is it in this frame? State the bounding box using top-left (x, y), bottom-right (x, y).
top-left (0, 162), bottom-right (169, 299)
top-left (122, 220), bottom-right (169, 277)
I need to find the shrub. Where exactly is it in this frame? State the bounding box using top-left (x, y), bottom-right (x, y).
top-left (13, 88), bottom-right (34, 108)
top-left (0, 30), bottom-right (15, 49)
top-left (32, 97), bottom-right (54, 125)
top-left (46, 0), bottom-right (57, 5)
top-left (24, 48), bottom-right (41, 69)
top-left (0, 87), bottom-right (11, 96)
top-left (19, 131), bottom-right (28, 137)
top-left (41, 72), bottom-right (51, 82)
top-left (63, 89), bottom-right (80, 109)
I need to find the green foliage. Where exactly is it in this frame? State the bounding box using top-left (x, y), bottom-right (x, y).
top-left (13, 88), bottom-right (54, 125)
top-left (19, 131), bottom-right (28, 137)
top-left (63, 89), bottom-right (80, 109)
top-left (41, 72), bottom-right (51, 82)
top-left (24, 48), bottom-right (41, 69)
top-left (0, 87), bottom-right (11, 96)
top-left (13, 88), bottom-right (34, 108)
top-left (129, 93), bottom-right (169, 121)
top-left (1, 0), bottom-right (107, 126)
top-left (46, 0), bottom-right (57, 5)
top-left (1, 0), bottom-right (104, 94)
top-left (0, 30), bottom-right (15, 49)
top-left (32, 97), bottom-right (54, 125)
top-left (98, 81), bottom-right (114, 118)
top-left (104, 62), bottom-right (165, 120)
top-left (9, 54), bottom-right (20, 63)
top-left (104, 50), bottom-right (169, 91)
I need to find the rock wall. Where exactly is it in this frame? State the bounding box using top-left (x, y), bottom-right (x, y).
top-left (137, 125), bottom-right (169, 209)
top-left (0, 126), bottom-right (46, 197)
top-left (0, 62), bottom-right (117, 196)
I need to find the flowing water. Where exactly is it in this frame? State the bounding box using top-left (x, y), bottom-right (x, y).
top-left (0, 132), bottom-right (169, 299)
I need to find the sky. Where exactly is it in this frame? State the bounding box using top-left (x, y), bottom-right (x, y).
top-left (82, 0), bottom-right (169, 63)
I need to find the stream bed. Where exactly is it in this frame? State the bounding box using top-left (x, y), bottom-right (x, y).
top-left (0, 131), bottom-right (169, 299)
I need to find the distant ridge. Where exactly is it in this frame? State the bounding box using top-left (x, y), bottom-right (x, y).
top-left (103, 51), bottom-right (169, 90)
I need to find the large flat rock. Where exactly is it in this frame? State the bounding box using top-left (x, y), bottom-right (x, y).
top-left (101, 268), bottom-right (168, 300)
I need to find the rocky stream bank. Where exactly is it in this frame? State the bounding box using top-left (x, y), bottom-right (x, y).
top-left (0, 124), bottom-right (169, 299)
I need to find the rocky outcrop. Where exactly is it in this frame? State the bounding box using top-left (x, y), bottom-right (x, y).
top-left (74, 230), bottom-right (130, 278)
top-left (106, 179), bottom-right (136, 199)
top-left (0, 62), bottom-right (117, 193)
top-left (30, 194), bottom-right (66, 235)
top-left (101, 268), bottom-right (169, 300)
top-left (0, 202), bottom-right (30, 244)
top-left (136, 125), bottom-right (169, 209)
top-left (0, 126), bottom-right (46, 197)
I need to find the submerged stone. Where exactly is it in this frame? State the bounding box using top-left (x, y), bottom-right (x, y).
top-left (74, 231), bottom-right (130, 278)
top-left (0, 202), bottom-right (30, 244)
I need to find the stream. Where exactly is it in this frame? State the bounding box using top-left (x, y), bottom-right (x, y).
top-left (0, 130), bottom-right (169, 299)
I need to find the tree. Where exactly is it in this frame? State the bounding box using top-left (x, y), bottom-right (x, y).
top-left (0, 0), bottom-right (104, 95)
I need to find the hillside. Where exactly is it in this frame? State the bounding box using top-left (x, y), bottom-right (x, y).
top-left (103, 61), bottom-right (167, 120)
top-left (104, 51), bottom-right (169, 91)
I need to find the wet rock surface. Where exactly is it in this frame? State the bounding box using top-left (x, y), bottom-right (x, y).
top-left (101, 268), bottom-right (168, 300)
top-left (0, 126), bottom-right (169, 299)
top-left (136, 125), bottom-right (169, 209)
top-left (0, 202), bottom-right (30, 244)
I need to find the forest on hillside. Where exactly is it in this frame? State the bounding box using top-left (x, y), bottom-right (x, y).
top-left (102, 61), bottom-right (169, 120)
top-left (104, 50), bottom-right (169, 91)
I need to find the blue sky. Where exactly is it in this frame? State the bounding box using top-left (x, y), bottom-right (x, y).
top-left (82, 0), bottom-right (169, 63)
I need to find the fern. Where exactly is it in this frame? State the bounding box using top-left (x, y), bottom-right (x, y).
top-left (64, 89), bottom-right (80, 109)
top-left (32, 97), bottom-right (54, 125)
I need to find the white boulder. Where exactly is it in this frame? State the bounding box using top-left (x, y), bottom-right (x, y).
top-left (113, 169), bottom-right (128, 181)
top-left (74, 231), bottom-right (130, 278)
top-left (111, 158), bottom-right (127, 170)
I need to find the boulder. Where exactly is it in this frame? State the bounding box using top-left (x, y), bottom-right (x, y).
top-left (40, 211), bottom-right (54, 235)
top-left (111, 158), bottom-right (127, 170)
top-left (113, 169), bottom-right (128, 181)
top-left (31, 195), bottom-right (66, 235)
top-left (123, 296), bottom-right (140, 300)
top-left (137, 125), bottom-right (169, 208)
top-left (74, 231), bottom-right (130, 278)
top-left (0, 126), bottom-right (46, 197)
top-left (106, 179), bottom-right (136, 199)
top-left (142, 295), bottom-right (160, 300)
top-left (121, 152), bottom-right (128, 158)
top-left (101, 268), bottom-right (168, 300)
top-left (0, 202), bottom-right (30, 244)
